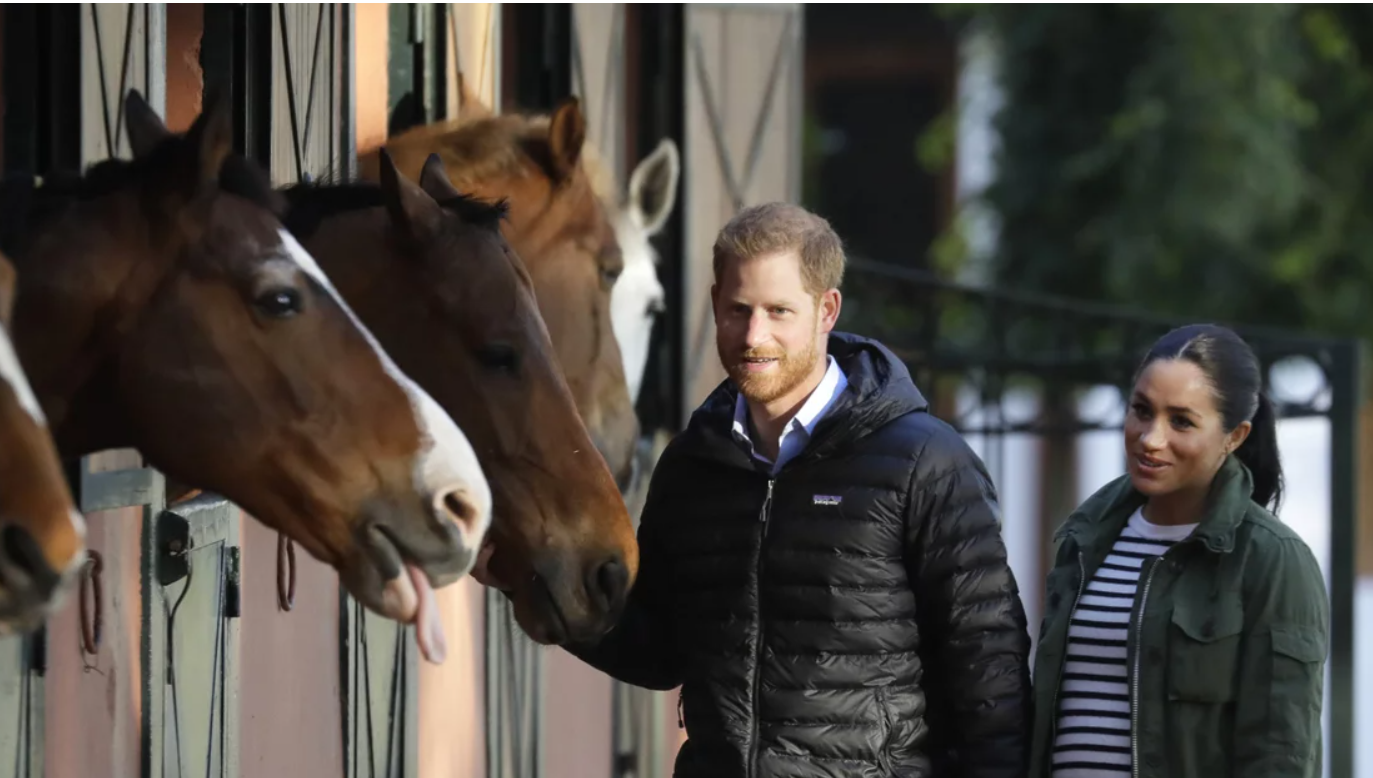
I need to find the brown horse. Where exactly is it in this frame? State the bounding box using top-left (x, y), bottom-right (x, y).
top-left (0, 252), bottom-right (87, 635)
top-left (278, 152), bottom-right (637, 644)
top-left (358, 94), bottom-right (641, 494)
top-left (2, 91), bottom-right (491, 661)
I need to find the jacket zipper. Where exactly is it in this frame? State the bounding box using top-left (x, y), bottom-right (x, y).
top-left (1046, 549), bottom-right (1087, 761)
top-left (1131, 555), bottom-right (1164, 778)
top-left (875, 686), bottom-right (894, 774)
top-left (747, 479), bottom-right (775, 778)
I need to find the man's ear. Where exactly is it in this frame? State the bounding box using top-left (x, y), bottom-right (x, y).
top-left (818, 288), bottom-right (842, 333)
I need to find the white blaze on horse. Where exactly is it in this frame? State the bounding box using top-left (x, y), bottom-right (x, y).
top-left (0, 251), bottom-right (86, 635)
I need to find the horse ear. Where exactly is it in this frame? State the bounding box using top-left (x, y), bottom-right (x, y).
top-left (628, 139), bottom-right (680, 237)
top-left (124, 89), bottom-right (171, 159)
top-left (456, 72), bottom-right (494, 121)
top-left (547, 97), bottom-right (586, 182)
top-left (378, 148), bottom-right (441, 246)
top-left (418, 154), bottom-right (463, 202)
top-left (0, 253), bottom-right (15, 329)
top-left (182, 86), bottom-right (233, 188)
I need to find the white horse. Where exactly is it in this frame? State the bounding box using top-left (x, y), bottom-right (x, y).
top-left (605, 140), bottom-right (680, 405)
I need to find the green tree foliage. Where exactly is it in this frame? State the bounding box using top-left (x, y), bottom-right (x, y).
top-left (952, 3), bottom-right (1373, 341)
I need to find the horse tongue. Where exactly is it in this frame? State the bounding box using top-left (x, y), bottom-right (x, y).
top-left (407, 564), bottom-right (447, 665)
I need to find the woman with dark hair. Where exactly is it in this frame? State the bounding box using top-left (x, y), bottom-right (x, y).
top-left (1028, 323), bottom-right (1329, 778)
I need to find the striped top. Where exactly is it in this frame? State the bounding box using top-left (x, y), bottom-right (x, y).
top-left (1051, 509), bottom-right (1197, 777)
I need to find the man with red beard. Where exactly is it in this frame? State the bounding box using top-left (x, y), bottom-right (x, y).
top-left (569, 203), bottom-right (1032, 778)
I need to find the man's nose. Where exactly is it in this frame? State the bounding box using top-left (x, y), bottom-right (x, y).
top-left (744, 313), bottom-right (770, 348)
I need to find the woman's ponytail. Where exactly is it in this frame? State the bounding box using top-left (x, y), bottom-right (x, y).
top-left (1234, 392), bottom-right (1283, 512)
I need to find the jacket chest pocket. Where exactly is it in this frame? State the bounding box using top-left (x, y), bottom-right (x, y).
top-left (1167, 594), bottom-right (1244, 703)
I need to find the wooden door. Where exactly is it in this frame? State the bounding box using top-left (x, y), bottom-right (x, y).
top-left (681, 3), bottom-right (804, 414)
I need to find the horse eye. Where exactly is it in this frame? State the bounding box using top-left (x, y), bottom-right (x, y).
top-left (475, 343), bottom-right (520, 373)
top-left (254, 288), bottom-right (303, 319)
top-left (601, 265), bottom-right (623, 286)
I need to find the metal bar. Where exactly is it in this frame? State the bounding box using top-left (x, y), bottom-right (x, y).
top-left (845, 257), bottom-right (1344, 350)
top-left (89, 4), bottom-right (115, 155)
top-left (484, 589), bottom-right (499, 778)
top-left (430, 3), bottom-right (448, 121)
top-left (1327, 338), bottom-right (1361, 778)
top-left (339, 3), bottom-right (357, 183)
top-left (300, 4), bottom-right (327, 168)
top-left (683, 2), bottom-right (802, 10)
top-left (112, 3), bottom-right (135, 156)
top-left (1, 5), bottom-right (39, 174)
top-left (402, 619), bottom-right (418, 778)
top-left (48, 5), bottom-right (83, 174)
top-left (276, 3), bottom-right (307, 183)
top-left (240, 5), bottom-right (275, 167)
top-left (140, 468), bottom-right (168, 778)
top-left (339, 588), bottom-right (355, 778)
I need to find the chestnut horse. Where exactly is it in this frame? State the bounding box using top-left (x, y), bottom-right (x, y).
top-left (0, 252), bottom-right (87, 635)
top-left (278, 153), bottom-right (637, 644)
top-left (0, 91), bottom-right (491, 660)
top-left (359, 96), bottom-right (642, 494)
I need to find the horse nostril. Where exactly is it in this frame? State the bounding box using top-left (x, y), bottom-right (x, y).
top-left (0, 526), bottom-right (59, 593)
top-left (591, 557), bottom-right (630, 616)
top-left (435, 488), bottom-right (482, 539)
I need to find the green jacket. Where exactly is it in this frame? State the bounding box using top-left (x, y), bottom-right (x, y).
top-left (1029, 455), bottom-right (1329, 778)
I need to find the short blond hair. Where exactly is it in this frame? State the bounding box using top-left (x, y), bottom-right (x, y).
top-left (712, 202), bottom-right (845, 298)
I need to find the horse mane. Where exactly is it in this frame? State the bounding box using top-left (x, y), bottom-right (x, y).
top-left (389, 110), bottom-right (623, 220)
top-left (279, 179), bottom-right (510, 241)
top-left (392, 113), bottom-right (585, 187)
top-left (0, 151), bottom-right (285, 256)
top-left (218, 155), bottom-right (287, 216)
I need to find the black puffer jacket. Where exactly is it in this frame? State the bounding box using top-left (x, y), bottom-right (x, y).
top-left (571, 333), bottom-right (1032, 778)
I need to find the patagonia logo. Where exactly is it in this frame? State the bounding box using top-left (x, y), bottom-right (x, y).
top-left (812, 494), bottom-right (842, 506)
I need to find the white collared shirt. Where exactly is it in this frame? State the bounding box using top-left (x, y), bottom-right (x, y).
top-left (731, 355), bottom-right (849, 474)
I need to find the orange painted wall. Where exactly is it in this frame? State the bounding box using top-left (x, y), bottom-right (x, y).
top-left (165, 4), bottom-right (203, 133)
top-left (354, 3), bottom-right (390, 156)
